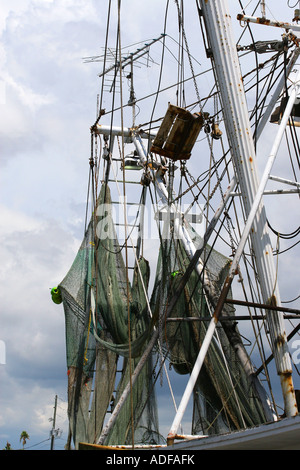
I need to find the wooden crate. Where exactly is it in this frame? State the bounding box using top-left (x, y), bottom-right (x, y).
top-left (150, 104), bottom-right (205, 161)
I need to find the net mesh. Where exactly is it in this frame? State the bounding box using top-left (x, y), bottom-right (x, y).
top-left (150, 226), bottom-right (267, 435)
top-left (57, 182), bottom-right (269, 448)
top-left (59, 184), bottom-right (158, 448)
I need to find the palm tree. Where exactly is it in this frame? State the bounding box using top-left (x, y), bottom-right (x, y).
top-left (19, 431), bottom-right (30, 450)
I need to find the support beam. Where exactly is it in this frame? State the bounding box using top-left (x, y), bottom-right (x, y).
top-left (237, 13), bottom-right (300, 32)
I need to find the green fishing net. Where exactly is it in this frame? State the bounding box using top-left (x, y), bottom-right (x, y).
top-left (57, 183), bottom-right (269, 448)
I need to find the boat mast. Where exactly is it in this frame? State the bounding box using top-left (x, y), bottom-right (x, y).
top-left (94, 1), bottom-right (299, 447)
top-left (198, 0), bottom-right (298, 417)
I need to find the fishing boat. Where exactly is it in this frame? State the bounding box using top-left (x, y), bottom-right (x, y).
top-left (51, 0), bottom-right (300, 450)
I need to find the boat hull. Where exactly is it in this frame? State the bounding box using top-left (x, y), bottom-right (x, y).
top-left (169, 415), bottom-right (300, 450)
top-left (79, 415), bottom-right (300, 450)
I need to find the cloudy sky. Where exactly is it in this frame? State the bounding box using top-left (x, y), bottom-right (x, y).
top-left (0, 0), bottom-right (186, 451)
top-left (0, 0), bottom-right (299, 451)
top-left (0, 0), bottom-right (114, 450)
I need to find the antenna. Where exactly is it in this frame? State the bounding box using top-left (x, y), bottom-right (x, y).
top-left (83, 33), bottom-right (165, 77)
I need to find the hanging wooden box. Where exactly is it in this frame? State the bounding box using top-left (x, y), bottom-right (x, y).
top-left (150, 104), bottom-right (205, 161)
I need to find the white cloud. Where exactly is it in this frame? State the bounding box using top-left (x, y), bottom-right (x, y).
top-left (3, 73), bottom-right (54, 112)
top-left (0, 0), bottom-right (100, 166)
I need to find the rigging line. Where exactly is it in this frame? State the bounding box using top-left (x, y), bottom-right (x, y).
top-left (117, 0), bottom-right (134, 448)
top-left (288, 0), bottom-right (300, 8)
top-left (188, 195), bottom-right (232, 253)
top-left (148, 183), bottom-right (168, 254)
top-left (285, 129), bottom-right (300, 191)
top-left (210, 140), bottom-right (236, 255)
top-left (98, 0), bottom-right (112, 123)
top-left (240, 51), bottom-right (284, 92)
top-left (108, 152), bottom-right (155, 326)
top-left (172, 149), bottom-right (231, 203)
top-left (288, 117), bottom-right (300, 170)
top-left (282, 293), bottom-right (300, 303)
top-left (205, 142), bottom-right (213, 239)
top-left (177, 0), bottom-right (185, 108)
top-left (238, 2), bottom-right (260, 148)
top-left (174, 0), bottom-right (201, 106)
top-left (100, 66), bottom-right (213, 124)
top-left (267, 220), bottom-right (300, 239)
top-left (235, 0), bottom-right (261, 52)
top-left (250, 53), bottom-right (281, 128)
top-left (204, 370), bottom-right (252, 433)
top-left (183, 158), bottom-right (236, 251)
top-left (165, 33), bottom-right (203, 67)
top-left (276, 238), bottom-right (300, 255)
top-left (147, 0), bottom-right (169, 156)
top-left (103, 20), bottom-right (121, 188)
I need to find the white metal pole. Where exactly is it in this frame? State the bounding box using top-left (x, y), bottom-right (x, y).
top-left (167, 318), bottom-right (217, 445)
top-left (237, 13), bottom-right (300, 32)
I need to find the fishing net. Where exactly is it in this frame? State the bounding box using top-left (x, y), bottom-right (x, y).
top-left (59, 184), bottom-right (159, 448)
top-left (150, 222), bottom-right (267, 435)
top-left (57, 182), bottom-right (269, 448)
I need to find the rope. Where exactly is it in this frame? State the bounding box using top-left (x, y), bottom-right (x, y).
top-left (116, 0), bottom-right (135, 448)
top-left (174, 0), bottom-right (201, 107)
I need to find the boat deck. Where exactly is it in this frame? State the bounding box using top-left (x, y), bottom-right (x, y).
top-left (78, 415), bottom-right (300, 450)
top-left (169, 415), bottom-right (300, 450)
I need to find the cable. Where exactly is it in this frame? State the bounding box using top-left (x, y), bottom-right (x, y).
top-left (283, 293), bottom-right (300, 303)
top-left (288, 1), bottom-right (300, 8)
top-left (267, 220), bottom-right (300, 239)
top-left (22, 438), bottom-right (51, 450)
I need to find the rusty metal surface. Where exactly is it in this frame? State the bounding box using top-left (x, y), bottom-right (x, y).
top-left (237, 13), bottom-right (292, 29)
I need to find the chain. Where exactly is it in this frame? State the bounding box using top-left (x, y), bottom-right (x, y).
top-left (174, 0), bottom-right (202, 107)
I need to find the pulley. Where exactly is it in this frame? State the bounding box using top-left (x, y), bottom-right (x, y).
top-left (211, 121), bottom-right (222, 140)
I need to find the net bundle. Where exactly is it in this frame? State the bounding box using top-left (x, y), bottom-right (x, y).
top-left (57, 183), bottom-right (268, 448)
